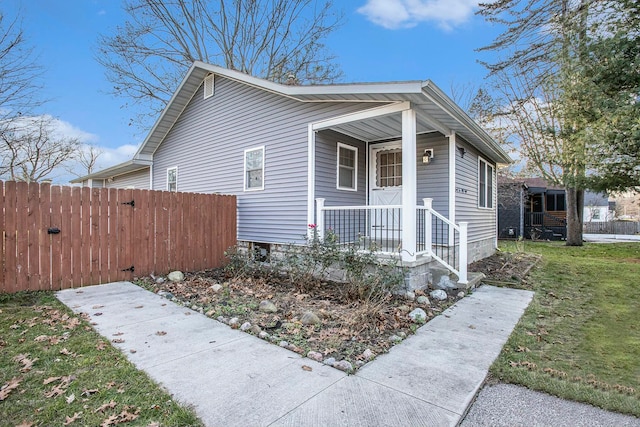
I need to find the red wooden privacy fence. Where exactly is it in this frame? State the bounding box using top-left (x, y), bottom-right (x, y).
top-left (0, 181), bottom-right (237, 293)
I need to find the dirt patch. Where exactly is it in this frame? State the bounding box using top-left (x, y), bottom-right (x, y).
top-left (469, 251), bottom-right (542, 288)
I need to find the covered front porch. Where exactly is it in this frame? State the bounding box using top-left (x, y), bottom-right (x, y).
top-left (307, 99), bottom-right (470, 285)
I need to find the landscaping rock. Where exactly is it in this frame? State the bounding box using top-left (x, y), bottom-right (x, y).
top-left (433, 275), bottom-right (457, 290)
top-left (361, 349), bottom-right (375, 361)
top-left (405, 291), bottom-right (416, 301)
top-left (228, 317), bottom-right (240, 328)
top-left (417, 295), bottom-right (430, 305)
top-left (408, 308), bottom-right (427, 323)
top-left (205, 310), bottom-right (216, 317)
top-left (300, 311), bottom-right (321, 325)
top-left (249, 325), bottom-right (262, 335)
top-left (240, 322), bottom-right (252, 331)
top-left (397, 305), bottom-right (411, 313)
top-left (388, 334), bottom-right (402, 343)
top-left (307, 351), bottom-right (323, 362)
top-left (430, 289), bottom-right (448, 301)
top-left (217, 316), bottom-right (227, 324)
top-left (457, 291), bottom-right (466, 298)
top-left (398, 331), bottom-right (407, 338)
top-left (155, 277), bottom-right (165, 284)
top-left (258, 331), bottom-right (270, 339)
top-left (167, 271), bottom-right (184, 282)
top-left (322, 357), bottom-right (336, 366)
top-left (333, 360), bottom-right (353, 372)
top-left (157, 291), bottom-right (174, 299)
top-left (210, 284), bottom-right (223, 293)
top-left (356, 360), bottom-right (365, 368)
top-left (279, 340), bottom-right (289, 348)
top-left (259, 300), bottom-right (278, 313)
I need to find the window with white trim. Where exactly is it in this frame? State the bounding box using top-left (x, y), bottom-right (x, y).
top-left (167, 167), bottom-right (178, 192)
top-left (337, 143), bottom-right (357, 191)
top-left (478, 158), bottom-right (494, 208)
top-left (244, 147), bottom-right (264, 191)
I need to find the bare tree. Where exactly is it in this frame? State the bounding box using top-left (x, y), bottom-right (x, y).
top-left (66, 144), bottom-right (104, 177)
top-left (97, 0), bottom-right (344, 126)
top-left (0, 116), bottom-right (80, 182)
top-left (0, 11), bottom-right (44, 119)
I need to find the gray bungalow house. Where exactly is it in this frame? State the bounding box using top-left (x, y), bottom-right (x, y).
top-left (75, 62), bottom-right (511, 287)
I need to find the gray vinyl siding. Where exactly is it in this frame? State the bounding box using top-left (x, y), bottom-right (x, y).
top-left (454, 137), bottom-right (497, 243)
top-left (152, 75), bottom-right (384, 244)
top-left (105, 168), bottom-right (150, 189)
top-left (315, 130), bottom-right (367, 206)
top-left (415, 133), bottom-right (450, 217)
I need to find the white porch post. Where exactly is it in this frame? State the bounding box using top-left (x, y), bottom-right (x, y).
top-left (315, 198), bottom-right (325, 241)
top-left (458, 222), bottom-right (468, 285)
top-left (401, 109), bottom-right (417, 262)
top-left (423, 198), bottom-right (433, 257)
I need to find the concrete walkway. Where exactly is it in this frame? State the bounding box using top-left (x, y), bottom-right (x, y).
top-left (57, 282), bottom-right (533, 427)
top-left (584, 233), bottom-right (640, 243)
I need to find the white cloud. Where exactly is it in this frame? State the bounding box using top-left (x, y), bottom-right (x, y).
top-left (357, 0), bottom-right (479, 30)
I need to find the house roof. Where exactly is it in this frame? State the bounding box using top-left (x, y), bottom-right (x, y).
top-left (133, 62), bottom-right (512, 165)
top-left (69, 159), bottom-right (152, 183)
top-left (75, 63), bottom-right (511, 183)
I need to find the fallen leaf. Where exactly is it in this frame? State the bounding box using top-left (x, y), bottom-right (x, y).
top-left (301, 365), bottom-right (313, 371)
top-left (94, 400), bottom-right (117, 413)
top-left (184, 311), bottom-right (190, 315)
top-left (0, 377), bottom-right (21, 401)
top-left (112, 338), bottom-right (125, 344)
top-left (113, 332), bottom-right (124, 336)
top-left (134, 305), bottom-right (144, 309)
top-left (129, 349), bottom-right (137, 354)
top-left (96, 341), bottom-right (108, 351)
top-left (43, 376), bottom-right (61, 385)
top-left (60, 348), bottom-right (77, 357)
top-left (13, 354), bottom-right (38, 372)
top-left (100, 414), bottom-right (119, 427)
top-left (92, 305), bottom-right (104, 309)
top-left (94, 312), bottom-right (103, 316)
top-left (155, 331), bottom-right (167, 336)
top-left (63, 412), bottom-right (82, 425)
top-left (66, 393), bottom-right (76, 404)
top-left (15, 422), bottom-right (33, 427)
top-left (81, 389), bottom-right (99, 397)
top-left (34, 335), bottom-right (50, 342)
top-left (118, 406), bottom-right (140, 422)
top-left (64, 317), bottom-right (81, 329)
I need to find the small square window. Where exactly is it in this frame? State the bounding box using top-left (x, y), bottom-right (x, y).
top-left (337, 143), bottom-right (357, 191)
top-left (167, 167), bottom-right (178, 192)
top-left (244, 147), bottom-right (264, 191)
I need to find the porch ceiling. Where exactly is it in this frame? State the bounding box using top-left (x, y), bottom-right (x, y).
top-left (328, 110), bottom-right (437, 142)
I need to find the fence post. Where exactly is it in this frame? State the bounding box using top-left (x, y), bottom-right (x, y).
top-left (458, 221), bottom-right (468, 285)
top-left (423, 198), bottom-right (433, 257)
top-left (315, 198), bottom-right (325, 241)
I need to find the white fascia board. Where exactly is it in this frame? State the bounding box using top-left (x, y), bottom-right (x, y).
top-left (69, 159), bottom-right (153, 183)
top-left (311, 101), bottom-right (411, 131)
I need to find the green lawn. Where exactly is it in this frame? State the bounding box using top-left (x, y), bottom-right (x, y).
top-left (491, 241), bottom-right (640, 416)
top-left (0, 292), bottom-right (203, 427)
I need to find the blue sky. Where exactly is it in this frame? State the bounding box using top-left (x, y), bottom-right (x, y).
top-left (3, 0), bottom-right (502, 179)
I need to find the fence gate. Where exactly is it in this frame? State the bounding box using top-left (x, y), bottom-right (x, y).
top-left (0, 181), bottom-right (236, 293)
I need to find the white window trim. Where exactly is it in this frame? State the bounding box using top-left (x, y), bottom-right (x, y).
top-left (478, 156), bottom-right (495, 209)
top-left (167, 166), bottom-right (178, 192)
top-left (336, 142), bottom-right (358, 192)
top-left (244, 146), bottom-right (265, 192)
top-left (204, 74), bottom-right (214, 99)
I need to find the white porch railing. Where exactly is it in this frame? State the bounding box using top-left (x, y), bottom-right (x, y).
top-left (316, 198), bottom-right (468, 284)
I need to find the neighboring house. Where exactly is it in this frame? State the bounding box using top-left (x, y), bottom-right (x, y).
top-left (498, 177), bottom-right (611, 240)
top-left (75, 62), bottom-right (511, 287)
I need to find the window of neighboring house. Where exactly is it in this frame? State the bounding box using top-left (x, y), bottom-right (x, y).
top-left (546, 193), bottom-right (566, 211)
top-left (244, 147), bottom-right (264, 191)
top-left (167, 167), bottom-right (178, 192)
top-left (337, 143), bottom-right (357, 191)
top-left (478, 158), bottom-right (494, 208)
top-left (592, 209), bottom-right (601, 220)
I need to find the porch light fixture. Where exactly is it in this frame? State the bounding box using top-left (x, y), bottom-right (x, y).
top-left (422, 149), bottom-right (434, 164)
top-left (457, 145), bottom-right (466, 158)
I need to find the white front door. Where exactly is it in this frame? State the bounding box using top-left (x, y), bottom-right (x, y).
top-left (370, 144), bottom-right (402, 239)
